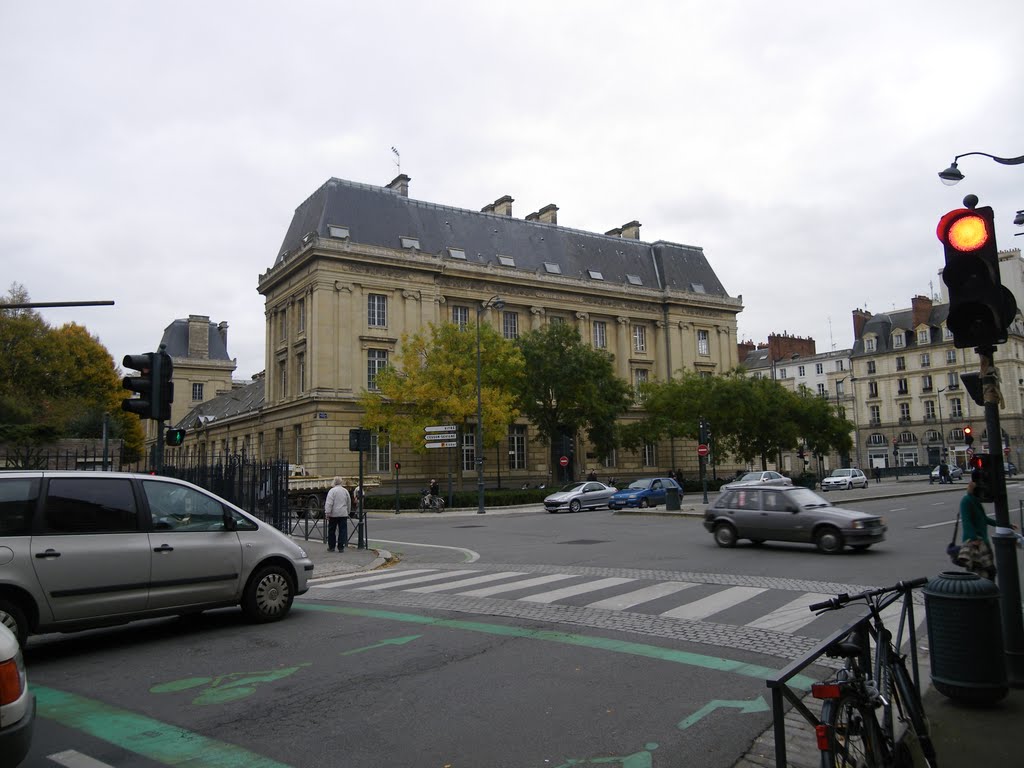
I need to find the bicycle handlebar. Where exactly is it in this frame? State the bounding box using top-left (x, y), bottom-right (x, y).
top-left (808, 577), bottom-right (928, 613)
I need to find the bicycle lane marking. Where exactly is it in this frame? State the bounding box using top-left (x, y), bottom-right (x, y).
top-left (33, 685), bottom-right (293, 768)
top-left (296, 603), bottom-right (817, 689)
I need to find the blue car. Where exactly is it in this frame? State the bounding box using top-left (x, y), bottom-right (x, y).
top-left (607, 477), bottom-right (682, 509)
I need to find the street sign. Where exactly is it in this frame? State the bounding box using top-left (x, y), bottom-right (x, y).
top-left (425, 425), bottom-right (457, 433)
top-left (424, 433), bottom-right (456, 442)
top-left (697, 444), bottom-right (709, 457)
top-left (559, 455), bottom-right (569, 467)
top-left (425, 440), bottom-right (457, 449)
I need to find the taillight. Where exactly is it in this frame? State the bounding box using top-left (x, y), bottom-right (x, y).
top-left (815, 724), bottom-right (831, 751)
top-left (811, 682), bottom-right (842, 699)
top-left (0, 654), bottom-right (26, 705)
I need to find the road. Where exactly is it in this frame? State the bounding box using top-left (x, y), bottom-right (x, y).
top-left (18, 481), bottom-right (1023, 768)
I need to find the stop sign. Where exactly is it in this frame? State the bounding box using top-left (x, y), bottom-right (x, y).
top-left (697, 444), bottom-right (709, 457)
top-left (559, 455), bottom-right (569, 467)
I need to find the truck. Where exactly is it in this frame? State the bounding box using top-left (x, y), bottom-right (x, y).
top-left (287, 465), bottom-right (381, 517)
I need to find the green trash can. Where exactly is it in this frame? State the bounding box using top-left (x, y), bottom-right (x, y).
top-left (924, 571), bottom-right (1007, 705)
top-left (665, 486), bottom-right (681, 511)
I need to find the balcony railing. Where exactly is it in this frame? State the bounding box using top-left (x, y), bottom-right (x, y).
top-left (899, 417), bottom-right (912, 425)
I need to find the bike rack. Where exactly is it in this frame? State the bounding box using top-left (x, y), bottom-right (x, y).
top-left (764, 591), bottom-right (922, 767)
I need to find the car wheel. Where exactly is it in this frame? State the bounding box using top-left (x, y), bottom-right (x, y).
top-left (569, 499), bottom-right (582, 513)
top-left (639, 498), bottom-right (649, 509)
top-left (846, 481), bottom-right (852, 490)
top-left (0, 596), bottom-right (30, 647)
top-left (713, 523), bottom-right (738, 548)
top-left (815, 527), bottom-right (845, 554)
top-left (242, 564), bottom-right (295, 623)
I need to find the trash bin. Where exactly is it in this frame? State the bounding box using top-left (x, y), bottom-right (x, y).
top-left (665, 486), bottom-right (681, 511)
top-left (923, 571), bottom-right (1007, 704)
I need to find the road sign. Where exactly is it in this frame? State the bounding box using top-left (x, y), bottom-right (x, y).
top-left (697, 444), bottom-right (709, 457)
top-left (424, 432), bottom-right (456, 442)
top-left (559, 455), bottom-right (569, 467)
top-left (425, 440), bottom-right (457, 449)
top-left (425, 425), bottom-right (457, 433)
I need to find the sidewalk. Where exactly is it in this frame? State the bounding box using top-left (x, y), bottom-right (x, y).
top-left (292, 475), bottom-right (1022, 766)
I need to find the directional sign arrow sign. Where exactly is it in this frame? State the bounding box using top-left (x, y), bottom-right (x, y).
top-left (339, 635), bottom-right (422, 656)
top-left (425, 441), bottom-right (458, 449)
top-left (424, 425), bottom-right (457, 433)
top-left (676, 695), bottom-right (769, 730)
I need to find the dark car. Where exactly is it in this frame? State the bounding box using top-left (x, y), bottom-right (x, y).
top-left (703, 483), bottom-right (886, 554)
top-left (607, 477), bottom-right (682, 509)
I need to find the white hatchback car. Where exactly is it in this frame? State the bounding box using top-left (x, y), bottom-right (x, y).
top-left (0, 622), bottom-right (33, 768)
top-left (0, 471), bottom-right (314, 647)
top-left (820, 468), bottom-right (869, 491)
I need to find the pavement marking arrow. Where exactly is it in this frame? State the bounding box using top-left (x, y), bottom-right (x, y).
top-left (339, 634), bottom-right (422, 655)
top-left (677, 695), bottom-right (769, 730)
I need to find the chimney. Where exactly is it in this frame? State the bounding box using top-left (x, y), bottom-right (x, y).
top-left (538, 204), bottom-right (558, 225)
top-left (491, 195), bottom-right (514, 217)
top-left (525, 211), bottom-right (541, 222)
top-left (481, 203), bottom-right (496, 214)
top-left (605, 227), bottom-right (623, 237)
top-left (852, 308), bottom-right (872, 340)
top-left (188, 315), bottom-right (210, 359)
top-left (737, 339), bottom-right (756, 361)
top-left (620, 220), bottom-right (641, 240)
top-left (768, 332), bottom-right (817, 362)
top-left (911, 295), bottom-right (933, 330)
top-left (217, 321), bottom-right (229, 349)
top-left (387, 174), bottom-right (410, 197)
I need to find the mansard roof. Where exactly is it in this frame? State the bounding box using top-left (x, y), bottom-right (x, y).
top-left (159, 318), bottom-right (232, 362)
top-left (274, 177), bottom-right (733, 299)
top-left (852, 304), bottom-right (950, 356)
top-left (175, 377), bottom-right (264, 430)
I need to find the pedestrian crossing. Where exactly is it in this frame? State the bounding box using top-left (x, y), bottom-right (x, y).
top-left (308, 567), bottom-right (911, 641)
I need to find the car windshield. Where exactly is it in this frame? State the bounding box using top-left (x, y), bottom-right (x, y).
top-left (559, 483), bottom-right (587, 493)
top-left (738, 473), bottom-right (763, 482)
top-left (828, 470), bottom-right (850, 477)
top-left (789, 487), bottom-right (831, 508)
top-left (627, 480), bottom-right (653, 490)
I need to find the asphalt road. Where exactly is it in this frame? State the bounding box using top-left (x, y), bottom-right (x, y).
top-left (17, 481), bottom-right (1023, 768)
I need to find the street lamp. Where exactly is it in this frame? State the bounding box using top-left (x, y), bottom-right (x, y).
top-left (936, 386), bottom-right (947, 465)
top-left (476, 295), bottom-right (504, 514)
top-left (938, 151), bottom-right (1024, 186)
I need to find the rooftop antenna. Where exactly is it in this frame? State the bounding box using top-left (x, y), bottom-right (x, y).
top-left (390, 146), bottom-right (401, 174)
top-left (828, 315), bottom-right (835, 351)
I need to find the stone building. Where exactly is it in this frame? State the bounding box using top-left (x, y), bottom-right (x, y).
top-left (171, 174), bottom-right (743, 487)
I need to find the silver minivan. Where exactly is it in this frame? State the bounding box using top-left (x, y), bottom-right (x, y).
top-left (0, 471), bottom-right (314, 645)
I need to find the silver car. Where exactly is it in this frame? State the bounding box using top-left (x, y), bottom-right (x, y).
top-left (544, 481), bottom-right (618, 513)
top-left (0, 622), bottom-right (33, 768)
top-left (0, 471), bottom-right (313, 646)
top-left (703, 483), bottom-right (886, 553)
top-left (820, 468), bottom-right (869, 491)
top-left (721, 470), bottom-right (793, 491)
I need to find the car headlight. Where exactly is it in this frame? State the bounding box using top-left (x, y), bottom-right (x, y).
top-left (297, 546), bottom-right (308, 558)
top-left (851, 521), bottom-right (864, 529)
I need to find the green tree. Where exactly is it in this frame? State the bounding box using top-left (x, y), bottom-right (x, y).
top-left (359, 322), bottom-right (524, 452)
top-left (512, 323), bottom-right (633, 460)
top-left (793, 387), bottom-right (854, 468)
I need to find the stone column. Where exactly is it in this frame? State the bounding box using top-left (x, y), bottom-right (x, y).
top-left (616, 317), bottom-right (631, 380)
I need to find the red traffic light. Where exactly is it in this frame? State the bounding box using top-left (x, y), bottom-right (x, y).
top-left (937, 209), bottom-right (990, 252)
top-left (394, 462), bottom-right (401, 471)
top-left (964, 425), bottom-right (973, 435)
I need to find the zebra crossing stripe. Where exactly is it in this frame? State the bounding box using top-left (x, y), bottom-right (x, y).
top-left (356, 570), bottom-right (478, 590)
top-left (519, 577), bottom-right (636, 604)
top-left (586, 581), bottom-right (699, 611)
top-left (745, 592), bottom-right (833, 633)
top-left (660, 586), bottom-right (767, 620)
top-left (311, 568), bottom-right (438, 589)
top-left (457, 573), bottom-right (577, 597)
top-left (407, 571), bottom-right (527, 593)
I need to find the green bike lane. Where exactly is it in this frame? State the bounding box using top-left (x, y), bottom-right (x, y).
top-left (21, 597), bottom-right (819, 768)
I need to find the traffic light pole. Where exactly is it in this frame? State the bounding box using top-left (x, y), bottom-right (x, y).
top-left (978, 346), bottom-right (1024, 686)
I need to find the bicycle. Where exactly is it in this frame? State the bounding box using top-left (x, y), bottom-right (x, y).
top-left (418, 489), bottom-right (445, 513)
top-left (809, 577), bottom-right (937, 768)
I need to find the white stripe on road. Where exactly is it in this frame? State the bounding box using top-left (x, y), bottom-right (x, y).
top-left (357, 570), bottom-right (478, 590)
top-left (746, 592), bottom-right (834, 633)
top-left (48, 751), bottom-right (115, 768)
top-left (586, 581), bottom-right (699, 611)
top-left (918, 520), bottom-right (957, 529)
top-left (457, 573), bottom-right (578, 597)
top-left (660, 586), bottom-right (766, 620)
top-left (519, 577), bottom-right (636, 603)
top-left (310, 568), bottom-right (438, 589)
top-left (407, 571), bottom-right (527, 593)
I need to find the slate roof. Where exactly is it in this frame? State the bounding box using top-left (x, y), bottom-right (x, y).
top-left (159, 319), bottom-right (232, 361)
top-left (175, 377), bottom-right (264, 430)
top-left (852, 304), bottom-right (950, 356)
top-left (274, 178), bottom-right (733, 299)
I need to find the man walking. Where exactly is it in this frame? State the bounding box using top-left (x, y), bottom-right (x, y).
top-left (324, 476), bottom-right (352, 552)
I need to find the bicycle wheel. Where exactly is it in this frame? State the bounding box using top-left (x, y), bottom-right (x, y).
top-left (890, 658), bottom-right (938, 768)
top-left (820, 691), bottom-right (885, 767)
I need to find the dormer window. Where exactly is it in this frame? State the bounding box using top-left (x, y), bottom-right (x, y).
top-left (587, 270), bottom-right (604, 280)
top-left (400, 236), bottom-right (420, 249)
top-left (626, 274), bottom-right (643, 286)
top-left (893, 333), bottom-right (905, 348)
top-left (917, 329), bottom-right (930, 344)
top-left (865, 337), bottom-right (876, 352)
top-left (497, 255), bottom-right (515, 267)
top-left (690, 283), bottom-right (706, 293)
top-left (448, 247), bottom-right (466, 260)
top-left (328, 225), bottom-right (350, 239)
top-left (543, 262), bottom-right (562, 274)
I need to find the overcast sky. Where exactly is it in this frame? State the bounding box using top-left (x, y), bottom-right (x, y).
top-left (3, 1), bottom-right (1022, 380)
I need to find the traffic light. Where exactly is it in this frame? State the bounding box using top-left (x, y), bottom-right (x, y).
top-left (698, 418), bottom-right (708, 444)
top-left (165, 428), bottom-right (185, 447)
top-left (964, 426), bottom-right (974, 447)
top-left (156, 350), bottom-right (173, 421)
top-left (121, 353), bottom-right (157, 419)
top-left (394, 462), bottom-right (401, 471)
top-left (967, 453), bottom-right (995, 502)
top-left (938, 203), bottom-right (1017, 348)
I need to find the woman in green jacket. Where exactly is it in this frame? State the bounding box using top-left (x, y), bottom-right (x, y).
top-left (958, 472), bottom-right (1000, 580)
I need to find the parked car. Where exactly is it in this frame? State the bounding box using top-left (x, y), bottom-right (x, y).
top-left (820, 468), bottom-right (869, 491)
top-left (0, 621), bottom-right (33, 768)
top-left (703, 483), bottom-right (886, 554)
top-left (543, 481), bottom-right (618, 513)
top-left (721, 471), bottom-right (793, 491)
top-left (0, 471), bottom-right (314, 646)
top-left (607, 477), bottom-right (682, 509)
top-left (929, 464), bottom-right (964, 482)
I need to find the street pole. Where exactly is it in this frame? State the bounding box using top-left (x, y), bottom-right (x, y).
top-left (475, 295), bottom-right (504, 514)
top-left (978, 346), bottom-right (1024, 685)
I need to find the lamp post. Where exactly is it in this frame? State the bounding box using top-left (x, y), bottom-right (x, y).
top-left (476, 295), bottom-right (504, 514)
top-left (938, 151), bottom-right (1024, 185)
top-left (936, 386), bottom-right (947, 466)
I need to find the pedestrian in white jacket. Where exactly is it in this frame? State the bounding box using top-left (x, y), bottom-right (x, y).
top-left (324, 477), bottom-right (351, 552)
